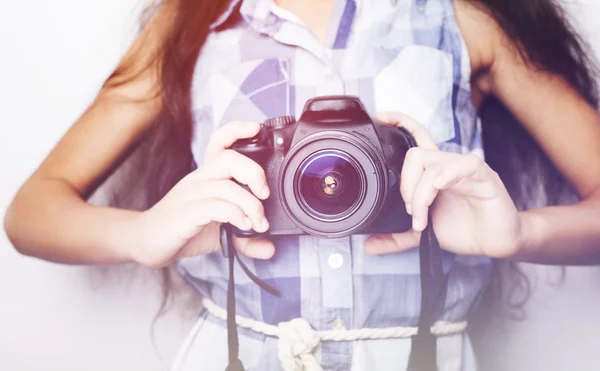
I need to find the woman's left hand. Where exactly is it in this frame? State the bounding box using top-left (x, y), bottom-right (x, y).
top-left (365, 112), bottom-right (522, 258)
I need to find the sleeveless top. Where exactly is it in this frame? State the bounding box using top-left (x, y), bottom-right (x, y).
top-left (176, 0), bottom-right (491, 369)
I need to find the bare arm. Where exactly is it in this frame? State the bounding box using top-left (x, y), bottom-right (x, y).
top-left (3, 5), bottom-right (172, 264)
top-left (456, 0), bottom-right (600, 265)
top-left (4, 3), bottom-right (275, 267)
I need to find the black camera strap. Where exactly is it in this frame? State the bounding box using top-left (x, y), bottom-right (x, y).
top-left (407, 213), bottom-right (448, 371)
top-left (219, 224), bottom-right (280, 371)
top-left (218, 219), bottom-right (447, 371)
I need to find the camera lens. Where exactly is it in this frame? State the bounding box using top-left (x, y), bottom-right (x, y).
top-left (296, 150), bottom-right (363, 219)
top-left (281, 133), bottom-right (387, 237)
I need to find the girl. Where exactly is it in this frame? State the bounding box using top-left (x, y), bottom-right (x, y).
top-left (5, 0), bottom-right (600, 369)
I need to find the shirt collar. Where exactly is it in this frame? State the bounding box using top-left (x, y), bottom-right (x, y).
top-left (210, 0), bottom-right (361, 31)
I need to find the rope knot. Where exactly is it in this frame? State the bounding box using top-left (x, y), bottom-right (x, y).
top-left (277, 318), bottom-right (322, 371)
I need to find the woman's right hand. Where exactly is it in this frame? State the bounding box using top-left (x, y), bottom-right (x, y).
top-left (122, 121), bottom-right (275, 268)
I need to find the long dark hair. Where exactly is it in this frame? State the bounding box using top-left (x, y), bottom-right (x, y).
top-left (473, 0), bottom-right (598, 321)
top-left (103, 0), bottom-right (598, 320)
top-left (476, 0), bottom-right (598, 208)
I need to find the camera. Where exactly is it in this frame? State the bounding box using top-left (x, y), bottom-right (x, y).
top-left (230, 96), bottom-right (416, 238)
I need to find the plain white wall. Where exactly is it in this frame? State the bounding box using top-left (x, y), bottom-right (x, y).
top-left (0, 1), bottom-right (599, 370)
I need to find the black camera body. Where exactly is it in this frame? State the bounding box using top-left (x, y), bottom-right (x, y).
top-left (231, 96), bottom-right (415, 238)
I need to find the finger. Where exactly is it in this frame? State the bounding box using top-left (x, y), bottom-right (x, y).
top-left (410, 166), bottom-right (443, 231)
top-left (364, 232), bottom-right (420, 255)
top-left (177, 222), bottom-right (221, 257)
top-left (204, 121), bottom-right (261, 161)
top-left (197, 180), bottom-right (267, 233)
top-left (197, 150), bottom-right (270, 200)
top-left (400, 147), bottom-right (424, 215)
top-left (188, 199), bottom-right (252, 232)
top-left (376, 112), bottom-right (438, 150)
top-left (233, 236), bottom-right (275, 260)
top-left (400, 148), bottom-right (456, 214)
top-left (433, 153), bottom-right (487, 190)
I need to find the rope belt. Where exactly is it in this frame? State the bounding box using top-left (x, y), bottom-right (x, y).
top-left (202, 297), bottom-right (467, 371)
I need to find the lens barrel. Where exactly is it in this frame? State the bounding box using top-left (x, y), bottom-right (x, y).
top-left (296, 149), bottom-right (364, 221)
top-left (280, 131), bottom-right (387, 238)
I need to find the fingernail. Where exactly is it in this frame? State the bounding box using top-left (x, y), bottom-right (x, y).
top-left (433, 176), bottom-right (444, 189)
top-left (260, 184), bottom-right (270, 199)
top-left (412, 217), bottom-right (423, 231)
top-left (260, 217), bottom-right (270, 232)
top-left (406, 203), bottom-right (412, 215)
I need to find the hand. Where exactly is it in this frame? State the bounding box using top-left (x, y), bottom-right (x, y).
top-left (365, 112), bottom-right (522, 258)
top-left (123, 121), bottom-right (275, 268)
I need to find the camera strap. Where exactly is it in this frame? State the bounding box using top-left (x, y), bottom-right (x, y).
top-left (219, 223), bottom-right (280, 371)
top-left (407, 213), bottom-right (448, 371)
top-left (219, 219), bottom-right (447, 371)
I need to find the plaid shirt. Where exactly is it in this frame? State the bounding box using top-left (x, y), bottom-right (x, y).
top-left (177, 0), bottom-right (490, 369)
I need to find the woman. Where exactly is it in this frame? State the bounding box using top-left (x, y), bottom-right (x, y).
top-left (4, 0), bottom-right (600, 369)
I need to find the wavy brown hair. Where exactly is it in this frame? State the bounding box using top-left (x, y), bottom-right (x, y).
top-left (102, 0), bottom-right (598, 322)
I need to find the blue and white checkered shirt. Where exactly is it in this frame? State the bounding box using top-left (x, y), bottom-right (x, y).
top-left (177, 0), bottom-right (491, 369)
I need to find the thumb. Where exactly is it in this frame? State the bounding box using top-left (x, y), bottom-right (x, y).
top-left (364, 231), bottom-right (420, 255)
top-left (233, 236), bottom-right (275, 260)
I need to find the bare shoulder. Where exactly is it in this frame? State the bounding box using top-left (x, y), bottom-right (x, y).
top-left (454, 0), bottom-right (600, 199)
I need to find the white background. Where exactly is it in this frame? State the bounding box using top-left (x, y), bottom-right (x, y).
top-left (1, 1), bottom-right (600, 370)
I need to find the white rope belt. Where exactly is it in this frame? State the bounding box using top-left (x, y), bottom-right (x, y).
top-left (202, 297), bottom-right (467, 371)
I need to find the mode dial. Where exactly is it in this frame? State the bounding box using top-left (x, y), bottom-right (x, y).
top-left (262, 115), bottom-right (296, 129)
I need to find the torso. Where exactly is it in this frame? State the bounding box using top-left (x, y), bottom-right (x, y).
top-left (177, 0), bottom-right (490, 369)
top-left (273, 0), bottom-right (495, 110)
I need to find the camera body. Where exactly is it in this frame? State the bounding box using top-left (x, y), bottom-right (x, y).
top-left (230, 96), bottom-right (415, 238)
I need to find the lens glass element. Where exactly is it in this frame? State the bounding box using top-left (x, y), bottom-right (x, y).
top-left (296, 150), bottom-right (363, 219)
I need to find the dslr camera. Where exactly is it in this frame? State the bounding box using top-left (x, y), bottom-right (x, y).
top-left (231, 96), bottom-right (415, 238)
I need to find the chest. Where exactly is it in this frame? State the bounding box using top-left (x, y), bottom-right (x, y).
top-left (190, 0), bottom-right (479, 164)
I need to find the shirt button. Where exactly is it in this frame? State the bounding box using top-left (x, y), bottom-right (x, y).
top-left (332, 318), bottom-right (346, 330)
top-left (324, 67), bottom-right (336, 79)
top-left (328, 253), bottom-right (344, 269)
